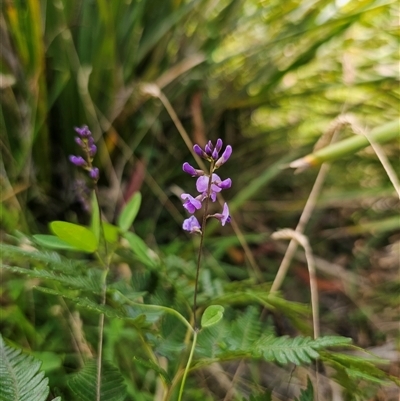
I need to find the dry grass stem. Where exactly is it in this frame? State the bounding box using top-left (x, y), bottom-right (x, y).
top-left (271, 229), bottom-right (320, 340)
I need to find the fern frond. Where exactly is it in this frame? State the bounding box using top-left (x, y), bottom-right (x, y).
top-left (255, 335), bottom-right (352, 365)
top-left (2, 265), bottom-right (101, 293)
top-left (226, 306), bottom-right (261, 350)
top-left (322, 351), bottom-right (399, 386)
top-left (0, 244), bottom-right (84, 273)
top-left (196, 322), bottom-right (228, 359)
top-left (68, 359), bottom-right (126, 401)
top-left (0, 334), bottom-right (51, 401)
top-left (34, 287), bottom-right (156, 330)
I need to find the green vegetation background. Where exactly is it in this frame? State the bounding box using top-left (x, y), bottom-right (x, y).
top-left (1, 0), bottom-right (399, 400)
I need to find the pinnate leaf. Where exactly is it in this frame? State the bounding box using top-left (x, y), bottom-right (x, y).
top-left (68, 359), bottom-right (126, 401)
top-left (0, 334), bottom-right (50, 401)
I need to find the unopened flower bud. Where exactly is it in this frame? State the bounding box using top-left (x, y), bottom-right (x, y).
top-left (69, 155), bottom-right (87, 167)
top-left (215, 145), bottom-right (232, 168)
top-left (89, 167), bottom-right (99, 181)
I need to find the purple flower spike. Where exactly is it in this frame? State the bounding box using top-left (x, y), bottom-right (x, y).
top-left (216, 178), bottom-right (232, 190)
top-left (69, 155), bottom-right (87, 167)
top-left (211, 203), bottom-right (231, 226)
top-left (183, 162), bottom-right (204, 177)
top-left (89, 167), bottom-right (99, 181)
top-left (181, 193), bottom-right (202, 214)
top-left (74, 125), bottom-right (91, 137)
top-left (215, 145), bottom-right (232, 168)
top-left (183, 216), bottom-right (202, 234)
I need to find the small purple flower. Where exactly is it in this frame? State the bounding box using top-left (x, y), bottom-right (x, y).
top-left (205, 142), bottom-right (213, 157)
top-left (193, 144), bottom-right (207, 159)
top-left (69, 155), bottom-right (87, 167)
top-left (74, 125), bottom-right (92, 137)
top-left (215, 177), bottom-right (232, 190)
top-left (89, 144), bottom-right (97, 157)
top-left (89, 167), bottom-right (99, 181)
top-left (183, 216), bottom-right (202, 234)
top-left (196, 174), bottom-right (223, 195)
top-left (75, 137), bottom-right (84, 147)
top-left (215, 145), bottom-right (232, 168)
top-left (181, 193), bottom-right (202, 214)
top-left (211, 203), bottom-right (231, 226)
top-left (182, 162), bottom-right (204, 177)
top-left (215, 138), bottom-right (223, 153)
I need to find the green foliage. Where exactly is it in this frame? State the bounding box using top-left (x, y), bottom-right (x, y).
top-left (118, 192), bottom-right (142, 232)
top-left (0, 334), bottom-right (55, 401)
top-left (132, 356), bottom-right (172, 385)
top-left (244, 393), bottom-right (272, 401)
top-left (49, 222), bottom-right (98, 253)
top-left (201, 305), bottom-right (224, 328)
top-left (2, 0), bottom-right (399, 399)
top-left (255, 335), bottom-right (352, 365)
top-left (68, 359), bottom-right (126, 401)
top-left (225, 306), bottom-right (261, 350)
top-left (295, 377), bottom-right (314, 401)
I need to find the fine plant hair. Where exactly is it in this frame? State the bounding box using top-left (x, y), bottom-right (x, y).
top-left (1, 119), bottom-right (399, 401)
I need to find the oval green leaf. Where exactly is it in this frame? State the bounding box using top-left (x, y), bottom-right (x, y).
top-left (123, 231), bottom-right (156, 267)
top-left (201, 305), bottom-right (224, 328)
top-left (50, 221), bottom-right (98, 253)
top-left (103, 223), bottom-right (119, 244)
top-left (117, 192), bottom-right (142, 232)
top-left (33, 235), bottom-right (81, 251)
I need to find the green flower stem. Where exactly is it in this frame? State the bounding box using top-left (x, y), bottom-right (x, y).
top-left (177, 329), bottom-right (198, 401)
top-left (94, 188), bottom-right (110, 401)
top-left (117, 293), bottom-right (194, 333)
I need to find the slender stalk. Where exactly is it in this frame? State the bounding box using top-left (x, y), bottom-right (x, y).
top-left (193, 161), bottom-right (214, 329)
top-left (177, 330), bottom-right (198, 401)
top-left (93, 187), bottom-right (110, 401)
top-left (117, 293), bottom-right (193, 333)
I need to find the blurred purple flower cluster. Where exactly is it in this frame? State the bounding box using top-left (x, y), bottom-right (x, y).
top-left (69, 126), bottom-right (99, 182)
top-left (182, 139), bottom-right (232, 233)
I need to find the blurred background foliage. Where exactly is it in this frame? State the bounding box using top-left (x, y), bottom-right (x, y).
top-left (1, 0), bottom-right (399, 399)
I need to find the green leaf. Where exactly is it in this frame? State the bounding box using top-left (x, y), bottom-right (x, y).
top-left (49, 221), bottom-right (98, 253)
top-left (33, 234), bottom-right (80, 251)
top-left (68, 359), bottom-right (126, 401)
top-left (117, 192), bottom-right (142, 232)
top-left (123, 231), bottom-right (156, 267)
top-left (90, 192), bottom-right (100, 246)
top-left (255, 335), bottom-right (352, 365)
top-left (0, 333), bottom-right (50, 401)
top-left (2, 265), bottom-right (102, 293)
top-left (103, 223), bottom-right (119, 244)
top-left (295, 377), bottom-right (314, 401)
top-left (201, 305), bottom-right (224, 328)
top-left (132, 356), bottom-right (172, 384)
